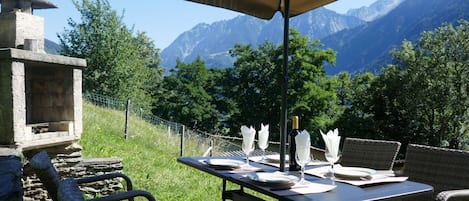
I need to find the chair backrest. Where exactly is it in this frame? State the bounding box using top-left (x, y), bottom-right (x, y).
top-left (340, 137), bottom-right (401, 170)
top-left (57, 178), bottom-right (85, 201)
top-left (29, 151), bottom-right (61, 201)
top-left (403, 144), bottom-right (469, 200)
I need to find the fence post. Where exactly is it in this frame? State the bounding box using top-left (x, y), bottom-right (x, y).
top-left (124, 99), bottom-right (130, 140)
top-left (180, 125), bottom-right (185, 157)
top-left (140, 108), bottom-right (143, 119)
top-left (210, 138), bottom-right (213, 157)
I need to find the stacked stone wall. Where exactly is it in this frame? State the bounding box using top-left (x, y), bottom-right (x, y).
top-left (22, 144), bottom-right (124, 200)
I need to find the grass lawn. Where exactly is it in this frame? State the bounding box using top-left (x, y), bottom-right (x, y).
top-left (80, 102), bottom-right (222, 200)
top-left (79, 102), bottom-right (275, 200)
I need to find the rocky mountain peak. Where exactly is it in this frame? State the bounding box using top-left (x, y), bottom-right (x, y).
top-left (346, 0), bottom-right (405, 21)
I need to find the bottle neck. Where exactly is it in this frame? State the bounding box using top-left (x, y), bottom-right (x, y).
top-left (292, 116), bottom-right (299, 129)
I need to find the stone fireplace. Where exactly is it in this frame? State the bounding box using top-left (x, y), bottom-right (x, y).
top-left (0, 0), bottom-right (87, 151)
top-left (0, 2), bottom-right (126, 200)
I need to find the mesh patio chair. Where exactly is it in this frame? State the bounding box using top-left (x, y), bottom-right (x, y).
top-left (402, 144), bottom-right (469, 201)
top-left (340, 137), bottom-right (401, 170)
top-left (29, 151), bottom-right (134, 201)
top-left (57, 178), bottom-right (156, 201)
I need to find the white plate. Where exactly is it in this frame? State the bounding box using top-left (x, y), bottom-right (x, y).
top-left (265, 155), bottom-right (289, 163)
top-left (247, 172), bottom-right (298, 187)
top-left (205, 159), bottom-right (245, 169)
top-left (334, 167), bottom-right (376, 179)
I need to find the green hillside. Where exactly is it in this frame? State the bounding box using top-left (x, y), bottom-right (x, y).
top-left (80, 102), bottom-right (222, 200)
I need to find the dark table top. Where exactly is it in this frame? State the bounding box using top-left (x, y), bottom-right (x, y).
top-left (177, 156), bottom-right (433, 201)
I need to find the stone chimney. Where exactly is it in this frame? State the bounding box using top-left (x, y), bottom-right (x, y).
top-left (0, 0), bottom-right (57, 52)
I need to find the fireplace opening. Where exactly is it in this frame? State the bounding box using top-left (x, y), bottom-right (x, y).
top-left (25, 64), bottom-right (74, 136)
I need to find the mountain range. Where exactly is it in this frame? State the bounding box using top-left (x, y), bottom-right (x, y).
top-left (160, 0), bottom-right (469, 75)
top-left (45, 39), bottom-right (61, 54)
top-left (323, 0), bottom-right (469, 75)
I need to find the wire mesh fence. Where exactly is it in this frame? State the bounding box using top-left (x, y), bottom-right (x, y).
top-left (83, 93), bottom-right (246, 156)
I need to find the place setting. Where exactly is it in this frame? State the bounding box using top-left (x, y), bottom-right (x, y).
top-left (210, 124), bottom-right (337, 196)
top-left (199, 125), bottom-right (265, 173)
top-left (242, 124), bottom-right (287, 167)
top-left (247, 124), bottom-right (286, 166)
top-left (244, 171), bottom-right (337, 196)
top-left (245, 130), bottom-right (336, 196)
top-left (251, 154), bottom-right (330, 167)
top-left (240, 122), bottom-right (328, 169)
top-left (203, 158), bottom-right (246, 170)
top-left (305, 128), bottom-right (408, 186)
top-left (201, 157), bottom-right (264, 173)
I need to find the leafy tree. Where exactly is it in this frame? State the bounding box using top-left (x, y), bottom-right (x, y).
top-left (287, 30), bottom-right (337, 139)
top-left (227, 29), bottom-right (337, 142)
top-left (334, 72), bottom-right (353, 106)
top-left (227, 41), bottom-right (281, 137)
top-left (334, 73), bottom-right (378, 139)
top-left (336, 20), bottom-right (469, 149)
top-left (134, 32), bottom-right (164, 106)
top-left (154, 58), bottom-right (217, 132)
top-left (390, 20), bottom-right (469, 148)
top-left (58, 0), bottom-right (162, 110)
top-left (204, 68), bottom-right (240, 135)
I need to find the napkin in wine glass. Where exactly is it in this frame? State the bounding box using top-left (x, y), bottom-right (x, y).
top-left (295, 130), bottom-right (311, 160)
top-left (241, 125), bottom-right (256, 150)
top-left (320, 128), bottom-right (341, 160)
top-left (258, 123), bottom-right (269, 149)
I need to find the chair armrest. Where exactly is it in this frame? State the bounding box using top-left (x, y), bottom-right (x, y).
top-left (87, 190), bottom-right (156, 201)
top-left (74, 173), bottom-right (133, 191)
top-left (58, 178), bottom-right (155, 201)
top-left (436, 189), bottom-right (469, 201)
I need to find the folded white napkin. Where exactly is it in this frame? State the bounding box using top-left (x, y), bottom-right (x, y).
top-left (320, 128), bottom-right (341, 161)
top-left (258, 123), bottom-right (269, 150)
top-left (295, 130), bottom-right (311, 161)
top-left (241, 125), bottom-right (256, 150)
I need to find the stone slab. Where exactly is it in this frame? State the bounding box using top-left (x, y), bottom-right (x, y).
top-left (0, 48), bottom-right (86, 67)
top-left (0, 147), bottom-right (20, 156)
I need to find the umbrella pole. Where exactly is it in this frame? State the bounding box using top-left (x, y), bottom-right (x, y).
top-left (279, 0), bottom-right (290, 172)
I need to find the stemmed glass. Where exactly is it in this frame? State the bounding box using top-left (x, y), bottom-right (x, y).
top-left (321, 128), bottom-right (341, 182)
top-left (325, 149), bottom-right (340, 181)
top-left (242, 138), bottom-right (255, 166)
top-left (258, 124), bottom-right (269, 161)
top-left (295, 145), bottom-right (311, 184)
top-left (295, 130), bottom-right (311, 184)
top-left (258, 140), bottom-right (268, 161)
top-left (241, 125), bottom-right (256, 166)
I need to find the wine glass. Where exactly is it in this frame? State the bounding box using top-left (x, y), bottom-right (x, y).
top-left (258, 124), bottom-right (269, 161)
top-left (242, 139), bottom-right (255, 166)
top-left (321, 128), bottom-right (341, 182)
top-left (295, 145), bottom-right (311, 184)
top-left (258, 139), bottom-right (268, 161)
top-left (324, 149), bottom-right (340, 181)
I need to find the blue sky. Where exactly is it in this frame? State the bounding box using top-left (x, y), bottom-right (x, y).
top-left (35, 0), bottom-right (377, 50)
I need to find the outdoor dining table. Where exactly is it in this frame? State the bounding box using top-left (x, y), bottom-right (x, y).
top-left (177, 156), bottom-right (433, 201)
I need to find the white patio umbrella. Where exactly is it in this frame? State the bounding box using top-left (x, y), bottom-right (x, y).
top-left (186, 0), bottom-right (336, 171)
